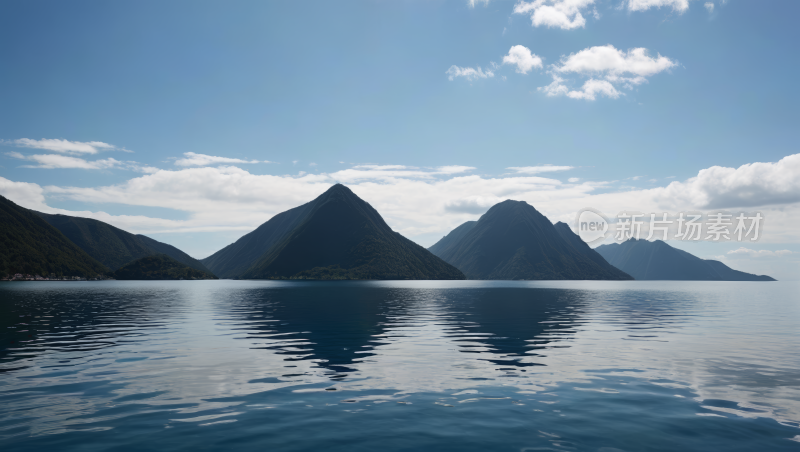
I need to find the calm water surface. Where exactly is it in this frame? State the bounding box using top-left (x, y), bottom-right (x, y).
top-left (1, 280), bottom-right (799, 451)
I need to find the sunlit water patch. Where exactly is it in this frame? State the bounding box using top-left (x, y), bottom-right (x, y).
top-left (1, 280), bottom-right (799, 451)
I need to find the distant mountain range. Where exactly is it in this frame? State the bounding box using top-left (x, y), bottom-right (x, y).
top-left (204, 184), bottom-right (464, 280)
top-left (595, 238), bottom-right (775, 281)
top-left (1, 187), bottom-right (777, 282)
top-left (429, 200), bottom-right (632, 280)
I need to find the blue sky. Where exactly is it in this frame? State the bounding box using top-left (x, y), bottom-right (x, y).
top-left (1, 0), bottom-right (799, 278)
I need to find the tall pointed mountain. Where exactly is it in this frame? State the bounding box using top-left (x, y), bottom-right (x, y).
top-left (205, 184), bottom-right (464, 280)
top-left (0, 195), bottom-right (109, 277)
top-left (34, 212), bottom-right (213, 274)
top-left (240, 185), bottom-right (464, 279)
top-left (595, 238), bottom-right (775, 281)
top-left (428, 200), bottom-right (632, 280)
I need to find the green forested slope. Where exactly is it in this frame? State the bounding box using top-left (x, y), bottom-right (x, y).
top-left (114, 254), bottom-right (217, 280)
top-left (0, 196), bottom-right (109, 277)
top-left (35, 212), bottom-right (213, 274)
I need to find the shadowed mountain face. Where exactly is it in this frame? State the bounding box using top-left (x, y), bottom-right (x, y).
top-left (0, 196), bottom-right (109, 277)
top-left (428, 201), bottom-right (632, 281)
top-left (201, 203), bottom-right (314, 279)
top-left (114, 254), bottom-right (217, 280)
top-left (35, 212), bottom-right (212, 274)
top-left (428, 221), bottom-right (476, 257)
top-left (240, 185), bottom-right (464, 280)
top-left (595, 239), bottom-right (776, 281)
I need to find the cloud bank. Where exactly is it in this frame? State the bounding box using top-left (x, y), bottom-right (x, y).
top-left (174, 152), bottom-right (267, 167)
top-left (1, 154), bottom-right (799, 251)
top-left (6, 138), bottom-right (124, 154)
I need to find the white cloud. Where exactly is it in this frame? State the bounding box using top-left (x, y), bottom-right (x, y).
top-left (508, 165), bottom-right (574, 174)
top-left (727, 248), bottom-right (793, 258)
top-left (554, 45), bottom-right (677, 77)
top-left (541, 45), bottom-right (677, 101)
top-left (568, 177), bottom-right (581, 183)
top-left (502, 45), bottom-right (543, 74)
top-left (566, 79), bottom-right (621, 100)
top-left (20, 154), bottom-right (123, 170)
top-left (437, 165), bottom-right (476, 174)
top-left (627, 0), bottom-right (689, 13)
top-left (446, 65), bottom-right (495, 81)
top-left (7, 138), bottom-right (122, 154)
top-left (469, 0), bottom-right (490, 7)
top-left (538, 75), bottom-right (570, 97)
top-left (174, 152), bottom-right (264, 167)
top-left (704, 2), bottom-right (714, 13)
top-left (0, 177), bottom-right (50, 211)
top-left (651, 153), bottom-right (800, 210)
top-left (354, 165), bottom-right (410, 170)
top-left (514, 0), bottom-right (596, 30)
top-left (6, 150), bottom-right (158, 172)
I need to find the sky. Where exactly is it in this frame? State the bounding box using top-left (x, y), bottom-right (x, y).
top-left (1, 0), bottom-right (798, 279)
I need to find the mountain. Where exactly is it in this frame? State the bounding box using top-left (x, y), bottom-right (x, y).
top-left (222, 184), bottom-right (464, 280)
top-left (35, 212), bottom-right (213, 274)
top-left (0, 195), bottom-right (109, 278)
top-left (114, 254), bottom-right (217, 280)
top-left (428, 200), bottom-right (632, 280)
top-left (201, 202), bottom-right (314, 279)
top-left (428, 221), bottom-right (476, 257)
top-left (132, 234), bottom-right (212, 274)
top-left (594, 238), bottom-right (776, 281)
top-left (552, 221), bottom-right (624, 271)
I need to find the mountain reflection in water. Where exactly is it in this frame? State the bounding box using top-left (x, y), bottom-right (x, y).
top-left (1, 281), bottom-right (799, 451)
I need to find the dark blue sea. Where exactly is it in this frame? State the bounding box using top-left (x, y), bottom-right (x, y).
top-left (1, 280), bottom-right (799, 451)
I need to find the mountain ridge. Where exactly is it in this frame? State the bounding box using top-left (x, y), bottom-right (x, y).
top-left (34, 211), bottom-right (213, 274)
top-left (429, 200), bottom-right (632, 280)
top-left (240, 184), bottom-right (465, 280)
top-left (594, 238), bottom-right (775, 281)
top-left (0, 195), bottom-right (109, 278)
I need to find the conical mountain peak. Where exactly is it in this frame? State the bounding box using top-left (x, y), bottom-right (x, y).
top-left (203, 184), bottom-right (464, 280)
top-left (429, 199), bottom-right (632, 281)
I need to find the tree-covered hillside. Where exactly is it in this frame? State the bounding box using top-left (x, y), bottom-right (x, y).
top-left (0, 196), bottom-right (109, 278)
top-left (35, 212), bottom-right (214, 274)
top-left (114, 254), bottom-right (217, 280)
